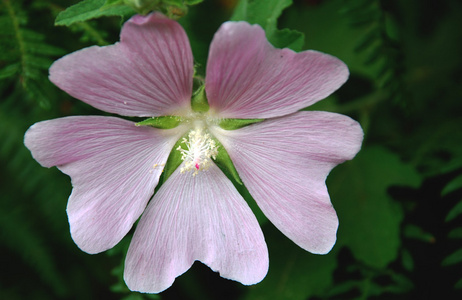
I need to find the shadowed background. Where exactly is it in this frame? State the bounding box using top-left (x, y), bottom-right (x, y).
top-left (1, 0), bottom-right (461, 299)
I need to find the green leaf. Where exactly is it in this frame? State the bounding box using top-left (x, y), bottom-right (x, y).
top-left (270, 28), bottom-right (304, 51)
top-left (243, 226), bottom-right (336, 300)
top-left (218, 118), bottom-right (263, 130)
top-left (232, 0), bottom-right (291, 30)
top-left (123, 0), bottom-right (202, 17)
top-left (441, 248), bottom-right (462, 266)
top-left (445, 199), bottom-right (462, 222)
top-left (324, 280), bottom-right (359, 298)
top-left (184, 0), bottom-right (203, 4)
top-left (401, 248), bottom-right (414, 271)
top-left (354, 28), bottom-right (380, 53)
top-left (231, 0), bottom-right (304, 51)
top-left (0, 63), bottom-right (20, 79)
top-left (328, 146), bottom-right (421, 268)
top-left (403, 224), bottom-right (435, 243)
top-left (135, 116), bottom-right (182, 129)
top-left (442, 174), bottom-right (462, 196)
top-left (455, 278), bottom-right (462, 290)
top-left (448, 227), bottom-right (462, 239)
top-left (55, 0), bottom-right (134, 26)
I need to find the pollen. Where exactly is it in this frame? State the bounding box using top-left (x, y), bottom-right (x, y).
top-left (177, 128), bottom-right (218, 176)
top-left (149, 163), bottom-right (165, 174)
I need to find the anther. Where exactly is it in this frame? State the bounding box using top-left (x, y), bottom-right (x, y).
top-left (177, 128), bottom-right (218, 176)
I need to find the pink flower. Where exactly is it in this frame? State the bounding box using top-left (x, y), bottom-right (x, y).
top-left (24, 13), bottom-right (363, 293)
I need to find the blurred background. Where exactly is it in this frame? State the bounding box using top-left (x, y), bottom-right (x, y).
top-left (1, 0), bottom-right (461, 299)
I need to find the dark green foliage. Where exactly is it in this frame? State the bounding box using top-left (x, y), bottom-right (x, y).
top-left (231, 0), bottom-right (304, 51)
top-left (243, 225), bottom-right (338, 300)
top-left (54, 0), bottom-right (205, 26)
top-left (317, 249), bottom-right (414, 299)
top-left (441, 173), bottom-right (462, 291)
top-left (329, 146), bottom-right (421, 269)
top-left (394, 170), bottom-right (462, 299)
top-left (1, 0), bottom-right (461, 299)
top-left (54, 0), bottom-right (134, 26)
top-left (1, 0), bottom-right (65, 108)
top-left (339, 0), bottom-right (408, 108)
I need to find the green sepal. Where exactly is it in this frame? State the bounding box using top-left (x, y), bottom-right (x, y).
top-left (135, 116), bottom-right (182, 129)
top-left (218, 118), bottom-right (264, 130)
top-left (213, 139), bottom-right (242, 185)
top-left (123, 0), bottom-right (160, 15)
top-left (191, 84), bottom-right (209, 112)
top-left (159, 135), bottom-right (186, 184)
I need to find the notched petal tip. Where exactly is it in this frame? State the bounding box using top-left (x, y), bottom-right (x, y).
top-left (49, 11), bottom-right (193, 118)
top-left (124, 163), bottom-right (269, 293)
top-left (220, 20), bottom-right (265, 36)
top-left (26, 116), bottom-right (187, 255)
top-left (211, 111), bottom-right (361, 255)
top-left (127, 12), bottom-right (172, 25)
top-left (206, 21), bottom-right (351, 119)
top-left (24, 119), bottom-right (67, 168)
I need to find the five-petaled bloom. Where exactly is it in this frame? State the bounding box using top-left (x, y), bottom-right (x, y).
top-left (24, 13), bottom-right (363, 293)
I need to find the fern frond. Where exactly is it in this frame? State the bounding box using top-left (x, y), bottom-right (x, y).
top-left (441, 177), bottom-right (462, 290)
top-left (0, 205), bottom-right (68, 297)
top-left (0, 94), bottom-right (74, 296)
top-left (45, 2), bottom-right (111, 46)
top-left (1, 0), bottom-right (64, 108)
top-left (323, 260), bottom-right (413, 299)
top-left (340, 0), bottom-right (407, 106)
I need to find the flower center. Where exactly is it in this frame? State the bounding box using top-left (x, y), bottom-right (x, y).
top-left (177, 128), bottom-right (218, 176)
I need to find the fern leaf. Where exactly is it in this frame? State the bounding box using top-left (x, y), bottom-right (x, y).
top-left (1, 0), bottom-right (64, 108)
top-left (442, 248), bottom-right (462, 266)
top-left (0, 62), bottom-right (20, 78)
top-left (340, 0), bottom-right (406, 106)
top-left (448, 228), bottom-right (462, 239)
top-left (446, 199), bottom-right (462, 222)
top-left (455, 278), bottom-right (462, 290)
top-left (442, 174), bottom-right (462, 196)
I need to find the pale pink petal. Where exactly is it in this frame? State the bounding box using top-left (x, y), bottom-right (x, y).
top-left (210, 111), bottom-right (363, 254)
top-left (49, 13), bottom-right (193, 117)
top-left (124, 163), bottom-right (268, 293)
top-left (205, 22), bottom-right (348, 119)
top-left (24, 116), bottom-right (187, 253)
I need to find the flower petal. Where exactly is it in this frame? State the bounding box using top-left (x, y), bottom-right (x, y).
top-left (124, 163), bottom-right (268, 293)
top-left (49, 13), bottom-right (193, 117)
top-left (210, 111), bottom-right (363, 254)
top-left (24, 116), bottom-right (187, 253)
top-left (205, 22), bottom-right (348, 119)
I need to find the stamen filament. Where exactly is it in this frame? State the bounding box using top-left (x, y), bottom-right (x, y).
top-left (177, 128), bottom-right (218, 176)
